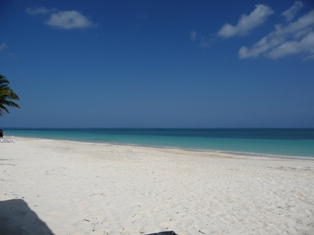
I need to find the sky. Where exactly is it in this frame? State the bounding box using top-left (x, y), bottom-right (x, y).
top-left (1, 0), bottom-right (314, 128)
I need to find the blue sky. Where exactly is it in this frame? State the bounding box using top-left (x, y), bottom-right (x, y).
top-left (1, 0), bottom-right (314, 128)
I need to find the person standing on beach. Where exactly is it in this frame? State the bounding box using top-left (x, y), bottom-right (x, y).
top-left (0, 129), bottom-right (3, 140)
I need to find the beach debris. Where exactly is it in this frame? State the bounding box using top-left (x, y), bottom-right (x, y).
top-left (0, 138), bottom-right (15, 143)
top-left (146, 231), bottom-right (178, 235)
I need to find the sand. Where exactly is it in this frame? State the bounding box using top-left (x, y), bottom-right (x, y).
top-left (1, 137), bottom-right (314, 235)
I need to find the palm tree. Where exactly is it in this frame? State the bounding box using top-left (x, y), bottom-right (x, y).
top-left (0, 74), bottom-right (20, 116)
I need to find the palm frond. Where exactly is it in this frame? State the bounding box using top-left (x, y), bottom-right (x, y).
top-left (1, 90), bottom-right (19, 100)
top-left (0, 104), bottom-right (9, 115)
top-left (0, 74), bottom-right (20, 115)
top-left (0, 99), bottom-right (20, 108)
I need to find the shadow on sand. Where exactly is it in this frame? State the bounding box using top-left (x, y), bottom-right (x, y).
top-left (0, 199), bottom-right (54, 235)
top-left (0, 199), bottom-right (179, 235)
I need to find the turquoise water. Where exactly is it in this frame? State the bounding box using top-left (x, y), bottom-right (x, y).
top-left (3, 128), bottom-right (314, 158)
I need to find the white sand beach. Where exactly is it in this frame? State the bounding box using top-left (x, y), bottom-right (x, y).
top-left (1, 137), bottom-right (314, 235)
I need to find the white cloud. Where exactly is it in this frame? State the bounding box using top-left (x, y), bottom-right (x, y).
top-left (239, 8), bottom-right (314, 59)
top-left (26, 7), bottom-right (97, 30)
top-left (199, 36), bottom-right (212, 48)
top-left (282, 1), bottom-right (304, 22)
top-left (304, 54), bottom-right (314, 60)
top-left (8, 53), bottom-right (18, 59)
top-left (26, 7), bottom-right (49, 15)
top-left (218, 4), bottom-right (273, 38)
top-left (190, 31), bottom-right (197, 41)
top-left (266, 31), bottom-right (314, 59)
top-left (189, 30), bottom-right (215, 48)
top-left (46, 11), bottom-right (96, 30)
top-left (0, 43), bottom-right (8, 51)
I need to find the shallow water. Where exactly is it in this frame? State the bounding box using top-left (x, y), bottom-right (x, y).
top-left (4, 128), bottom-right (314, 158)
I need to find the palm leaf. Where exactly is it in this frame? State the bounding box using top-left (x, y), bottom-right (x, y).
top-left (0, 104), bottom-right (9, 116)
top-left (0, 74), bottom-right (20, 115)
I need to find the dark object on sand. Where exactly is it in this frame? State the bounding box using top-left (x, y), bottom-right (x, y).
top-left (0, 129), bottom-right (3, 138)
top-left (146, 231), bottom-right (178, 235)
top-left (0, 199), bottom-right (54, 235)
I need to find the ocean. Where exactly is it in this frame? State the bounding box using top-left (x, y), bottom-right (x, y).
top-left (3, 128), bottom-right (314, 158)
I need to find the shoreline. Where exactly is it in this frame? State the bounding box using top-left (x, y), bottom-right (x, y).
top-left (4, 128), bottom-right (314, 159)
top-left (7, 136), bottom-right (314, 161)
top-left (1, 137), bottom-right (314, 234)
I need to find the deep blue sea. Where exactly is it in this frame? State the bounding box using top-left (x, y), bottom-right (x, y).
top-left (3, 128), bottom-right (314, 158)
